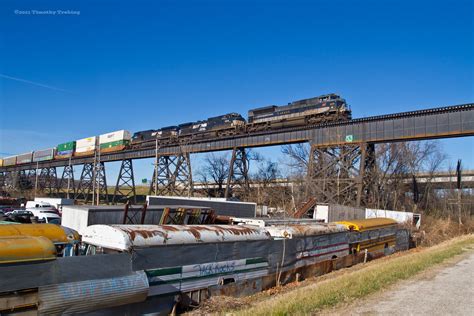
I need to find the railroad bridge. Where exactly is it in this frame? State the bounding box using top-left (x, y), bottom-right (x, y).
top-left (1, 103), bottom-right (473, 206)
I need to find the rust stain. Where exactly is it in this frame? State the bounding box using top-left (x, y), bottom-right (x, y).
top-left (122, 227), bottom-right (168, 241)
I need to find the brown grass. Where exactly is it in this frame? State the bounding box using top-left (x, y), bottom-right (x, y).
top-left (420, 214), bottom-right (474, 246)
top-left (207, 235), bottom-right (474, 316)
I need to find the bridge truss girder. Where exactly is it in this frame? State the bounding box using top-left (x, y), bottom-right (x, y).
top-left (38, 167), bottom-right (58, 196)
top-left (58, 165), bottom-right (75, 198)
top-left (149, 153), bottom-right (193, 197)
top-left (113, 159), bottom-right (137, 204)
top-left (307, 142), bottom-right (376, 207)
top-left (75, 162), bottom-right (108, 204)
top-left (225, 147), bottom-right (250, 198)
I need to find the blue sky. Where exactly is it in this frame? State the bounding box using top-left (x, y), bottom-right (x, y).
top-left (0, 0), bottom-right (473, 183)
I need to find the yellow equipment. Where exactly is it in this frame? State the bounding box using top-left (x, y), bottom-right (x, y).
top-left (0, 223), bottom-right (79, 245)
top-left (336, 218), bottom-right (397, 232)
top-left (0, 236), bottom-right (57, 264)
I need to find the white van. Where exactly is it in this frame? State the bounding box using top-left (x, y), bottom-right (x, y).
top-left (25, 201), bottom-right (56, 210)
top-left (28, 207), bottom-right (61, 224)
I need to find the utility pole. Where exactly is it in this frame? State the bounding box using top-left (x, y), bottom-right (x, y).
top-left (456, 159), bottom-right (462, 225)
top-left (92, 149), bottom-right (97, 205)
top-left (96, 148), bottom-right (101, 206)
top-left (34, 162), bottom-right (39, 198)
top-left (66, 156), bottom-right (72, 199)
top-left (154, 138), bottom-right (158, 195)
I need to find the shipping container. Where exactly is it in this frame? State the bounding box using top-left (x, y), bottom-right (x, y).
top-left (0, 159), bottom-right (3, 167)
top-left (75, 136), bottom-right (97, 156)
top-left (17, 152), bottom-right (33, 164)
top-left (33, 148), bottom-right (56, 162)
top-left (3, 156), bottom-right (16, 166)
top-left (99, 130), bottom-right (131, 153)
top-left (56, 141), bottom-right (76, 158)
top-left (76, 136), bottom-right (97, 148)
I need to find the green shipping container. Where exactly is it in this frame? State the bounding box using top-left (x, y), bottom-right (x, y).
top-left (57, 141), bottom-right (76, 151)
top-left (99, 139), bottom-right (130, 149)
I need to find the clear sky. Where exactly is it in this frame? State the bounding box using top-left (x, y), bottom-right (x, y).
top-left (0, 0), bottom-right (473, 183)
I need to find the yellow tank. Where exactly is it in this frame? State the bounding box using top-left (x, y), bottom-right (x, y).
top-left (0, 223), bottom-right (79, 244)
top-left (336, 218), bottom-right (397, 232)
top-left (0, 236), bottom-right (57, 264)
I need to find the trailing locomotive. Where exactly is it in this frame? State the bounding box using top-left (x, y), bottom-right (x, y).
top-left (178, 113), bottom-right (246, 139)
top-left (132, 126), bottom-right (179, 145)
top-left (248, 93), bottom-right (350, 129)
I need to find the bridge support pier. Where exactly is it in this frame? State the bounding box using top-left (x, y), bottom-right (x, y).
top-left (38, 167), bottom-right (58, 196)
top-left (307, 142), bottom-right (376, 207)
top-left (149, 153), bottom-right (193, 197)
top-left (18, 169), bottom-right (33, 191)
top-left (113, 159), bottom-right (136, 204)
top-left (75, 162), bottom-right (108, 204)
top-left (58, 165), bottom-right (75, 199)
top-left (225, 147), bottom-right (250, 198)
top-left (0, 171), bottom-right (5, 191)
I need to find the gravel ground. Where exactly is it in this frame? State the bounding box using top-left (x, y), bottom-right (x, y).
top-left (326, 250), bottom-right (474, 316)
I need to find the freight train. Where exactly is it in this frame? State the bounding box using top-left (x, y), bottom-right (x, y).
top-left (0, 93), bottom-right (349, 166)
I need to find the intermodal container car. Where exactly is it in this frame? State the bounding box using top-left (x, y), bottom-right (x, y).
top-left (16, 152), bottom-right (33, 165)
top-left (99, 130), bottom-right (131, 153)
top-left (56, 141), bottom-right (76, 158)
top-left (75, 136), bottom-right (97, 156)
top-left (3, 156), bottom-right (16, 166)
top-left (33, 148), bottom-right (56, 162)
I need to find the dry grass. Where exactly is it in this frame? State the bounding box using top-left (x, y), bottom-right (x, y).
top-left (213, 235), bottom-right (474, 316)
top-left (420, 215), bottom-right (474, 246)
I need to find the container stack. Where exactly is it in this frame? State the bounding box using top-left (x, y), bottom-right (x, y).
top-left (3, 156), bottom-right (17, 166)
top-left (17, 153), bottom-right (33, 164)
top-left (56, 141), bottom-right (76, 158)
top-left (99, 130), bottom-right (131, 153)
top-left (33, 148), bottom-right (56, 162)
top-left (75, 136), bottom-right (97, 156)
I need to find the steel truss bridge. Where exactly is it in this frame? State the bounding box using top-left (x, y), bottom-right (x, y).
top-left (1, 103), bottom-right (473, 206)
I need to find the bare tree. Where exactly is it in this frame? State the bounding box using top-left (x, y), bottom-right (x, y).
top-left (281, 143), bottom-right (310, 175)
top-left (197, 153), bottom-right (230, 197)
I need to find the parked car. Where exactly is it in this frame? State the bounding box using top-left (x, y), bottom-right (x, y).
top-left (6, 210), bottom-right (34, 223)
top-left (28, 208), bottom-right (61, 224)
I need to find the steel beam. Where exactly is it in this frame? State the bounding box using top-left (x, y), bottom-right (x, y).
top-left (0, 171), bottom-right (5, 191)
top-left (38, 167), bottom-right (58, 196)
top-left (113, 159), bottom-right (136, 204)
top-left (225, 147), bottom-right (250, 198)
top-left (2, 103), bottom-right (472, 172)
top-left (58, 165), bottom-right (75, 198)
top-left (149, 153), bottom-right (193, 197)
top-left (307, 143), bottom-right (375, 206)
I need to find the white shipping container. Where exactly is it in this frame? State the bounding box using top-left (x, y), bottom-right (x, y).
top-left (99, 130), bottom-right (131, 144)
top-left (76, 136), bottom-right (97, 148)
top-left (76, 145), bottom-right (96, 153)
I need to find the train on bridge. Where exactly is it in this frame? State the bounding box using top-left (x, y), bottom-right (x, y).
top-left (0, 93), bottom-right (349, 167)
